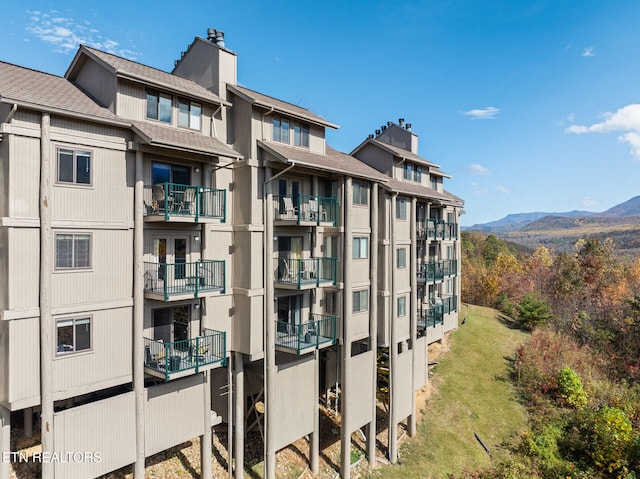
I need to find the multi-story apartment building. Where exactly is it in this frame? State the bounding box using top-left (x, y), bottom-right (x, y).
top-left (0, 29), bottom-right (463, 479)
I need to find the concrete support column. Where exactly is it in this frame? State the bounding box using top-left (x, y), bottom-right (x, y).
top-left (23, 408), bottom-right (32, 438)
top-left (0, 406), bottom-right (10, 479)
top-left (264, 167), bottom-right (276, 479)
top-left (39, 112), bottom-right (54, 479)
top-left (201, 371), bottom-right (213, 479)
top-left (234, 352), bottom-right (245, 479)
top-left (409, 198), bottom-right (417, 437)
top-left (368, 182), bottom-right (379, 465)
top-left (310, 349), bottom-right (320, 474)
top-left (388, 194), bottom-right (398, 464)
top-left (133, 150), bottom-right (146, 478)
top-left (340, 177), bottom-right (353, 479)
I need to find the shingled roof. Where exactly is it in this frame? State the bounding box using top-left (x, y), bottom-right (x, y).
top-left (383, 177), bottom-right (464, 206)
top-left (66, 46), bottom-right (230, 107)
top-left (0, 61), bottom-right (125, 125)
top-left (229, 84), bottom-right (339, 129)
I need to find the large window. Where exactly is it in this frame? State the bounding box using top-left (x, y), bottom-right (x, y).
top-left (146, 90), bottom-right (172, 123)
top-left (178, 99), bottom-right (202, 130)
top-left (353, 182), bottom-right (369, 205)
top-left (397, 248), bottom-right (406, 268)
top-left (325, 291), bottom-right (338, 315)
top-left (353, 237), bottom-right (369, 259)
top-left (56, 233), bottom-right (91, 269)
top-left (56, 317), bottom-right (91, 355)
top-left (397, 296), bottom-right (406, 317)
top-left (403, 163), bottom-right (413, 180)
top-left (396, 198), bottom-right (407, 219)
top-left (414, 167), bottom-right (422, 183)
top-left (273, 116), bottom-right (290, 143)
top-left (353, 289), bottom-right (369, 313)
top-left (293, 121), bottom-right (310, 147)
top-left (57, 148), bottom-right (91, 185)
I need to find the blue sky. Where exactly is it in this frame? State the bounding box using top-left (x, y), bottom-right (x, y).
top-left (3, 0), bottom-right (640, 226)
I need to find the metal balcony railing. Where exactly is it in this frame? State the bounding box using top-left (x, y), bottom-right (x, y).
top-left (417, 259), bottom-right (458, 283)
top-left (144, 182), bottom-right (226, 222)
top-left (275, 313), bottom-right (337, 354)
top-left (416, 219), bottom-right (458, 240)
top-left (143, 330), bottom-right (226, 381)
top-left (144, 260), bottom-right (225, 301)
top-left (273, 194), bottom-right (338, 226)
top-left (417, 295), bottom-right (458, 330)
top-left (275, 257), bottom-right (337, 288)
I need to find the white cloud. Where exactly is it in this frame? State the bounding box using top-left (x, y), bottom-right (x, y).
top-left (468, 163), bottom-right (490, 175)
top-left (566, 104), bottom-right (640, 159)
top-left (462, 106), bottom-right (500, 120)
top-left (582, 197), bottom-right (598, 208)
top-left (496, 185), bottom-right (510, 194)
top-left (25, 10), bottom-right (137, 59)
top-left (582, 47), bottom-right (595, 57)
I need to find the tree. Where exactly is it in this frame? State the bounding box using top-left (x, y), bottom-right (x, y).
top-left (517, 293), bottom-right (553, 330)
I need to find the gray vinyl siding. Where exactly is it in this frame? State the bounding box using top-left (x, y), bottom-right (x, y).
top-left (392, 349), bottom-right (414, 421)
top-left (7, 317), bottom-right (40, 409)
top-left (0, 227), bottom-right (7, 312)
top-left (117, 79), bottom-right (145, 120)
top-left (10, 134), bottom-right (40, 219)
top-left (414, 336), bottom-right (428, 389)
top-left (344, 350), bottom-right (375, 430)
top-left (53, 307), bottom-right (132, 400)
top-left (7, 228), bottom-right (40, 312)
top-left (0, 321), bottom-right (8, 406)
top-left (72, 57), bottom-right (118, 112)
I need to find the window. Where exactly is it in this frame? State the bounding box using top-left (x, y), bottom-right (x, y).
top-left (146, 90), bottom-right (172, 123)
top-left (178, 99), bottom-right (202, 130)
top-left (273, 116), bottom-right (290, 143)
top-left (430, 175), bottom-right (438, 190)
top-left (397, 248), bottom-right (406, 268)
top-left (396, 198), bottom-right (407, 219)
top-left (446, 279), bottom-right (452, 294)
top-left (353, 237), bottom-right (368, 259)
top-left (403, 163), bottom-right (413, 180)
top-left (325, 291), bottom-right (338, 315)
top-left (353, 182), bottom-right (369, 205)
top-left (414, 167), bottom-right (422, 183)
top-left (57, 148), bottom-right (91, 185)
top-left (56, 233), bottom-right (91, 269)
top-left (397, 296), bottom-right (406, 317)
top-left (56, 317), bottom-right (91, 355)
top-left (293, 121), bottom-right (310, 147)
top-left (353, 289), bottom-right (369, 313)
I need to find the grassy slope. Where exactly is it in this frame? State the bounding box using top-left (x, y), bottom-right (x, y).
top-left (369, 305), bottom-right (530, 479)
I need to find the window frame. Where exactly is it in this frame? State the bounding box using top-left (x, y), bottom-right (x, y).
top-left (353, 181), bottom-right (369, 206)
top-left (293, 121), bottom-right (310, 147)
top-left (353, 289), bottom-right (369, 313)
top-left (353, 237), bottom-right (369, 259)
top-left (55, 232), bottom-right (92, 271)
top-left (396, 198), bottom-right (407, 220)
top-left (272, 115), bottom-right (291, 143)
top-left (397, 248), bottom-right (407, 269)
top-left (56, 316), bottom-right (92, 356)
top-left (397, 296), bottom-right (407, 317)
top-left (177, 98), bottom-right (202, 131)
top-left (403, 163), bottom-right (413, 180)
top-left (56, 147), bottom-right (92, 186)
top-left (146, 89), bottom-right (173, 123)
top-left (414, 167), bottom-right (422, 183)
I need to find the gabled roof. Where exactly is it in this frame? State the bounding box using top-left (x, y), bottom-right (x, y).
top-left (0, 61), bottom-right (127, 125)
top-left (258, 140), bottom-right (387, 181)
top-left (383, 177), bottom-right (464, 206)
top-left (132, 121), bottom-right (242, 160)
top-left (229, 84), bottom-right (339, 130)
top-left (66, 46), bottom-right (230, 107)
top-left (351, 137), bottom-right (450, 174)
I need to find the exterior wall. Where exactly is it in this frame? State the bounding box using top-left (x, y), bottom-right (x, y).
top-left (352, 143), bottom-right (393, 176)
top-left (8, 133), bottom-right (40, 219)
top-left (53, 392), bottom-right (136, 479)
top-left (376, 124), bottom-right (418, 154)
top-left (414, 336), bottom-right (427, 389)
top-left (6, 317), bottom-right (40, 409)
top-left (6, 227), bottom-right (39, 313)
top-left (344, 350), bottom-right (375, 430)
top-left (73, 58), bottom-right (118, 112)
top-left (391, 348), bottom-right (413, 421)
top-left (117, 79), bottom-right (145, 121)
top-left (308, 124), bottom-right (325, 155)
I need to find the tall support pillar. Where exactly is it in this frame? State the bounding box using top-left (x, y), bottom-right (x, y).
top-left (408, 198), bottom-right (417, 437)
top-left (39, 112), bottom-right (54, 479)
top-left (388, 194), bottom-right (398, 464)
top-left (23, 408), bottom-right (32, 438)
top-left (340, 177), bottom-right (353, 479)
top-left (310, 349), bottom-right (320, 474)
top-left (368, 182), bottom-right (379, 465)
top-left (133, 150), bottom-right (146, 478)
top-left (201, 371), bottom-right (213, 479)
top-left (234, 352), bottom-right (245, 479)
top-left (264, 167), bottom-right (276, 479)
top-left (0, 406), bottom-right (10, 479)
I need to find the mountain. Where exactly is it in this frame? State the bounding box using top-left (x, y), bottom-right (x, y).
top-left (599, 195), bottom-right (640, 218)
top-left (465, 210), bottom-right (594, 233)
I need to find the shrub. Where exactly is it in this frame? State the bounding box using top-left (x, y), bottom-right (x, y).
top-left (588, 406), bottom-right (636, 475)
top-left (517, 293), bottom-right (553, 330)
top-left (556, 366), bottom-right (588, 408)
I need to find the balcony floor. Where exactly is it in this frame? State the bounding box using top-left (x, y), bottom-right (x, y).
top-left (275, 332), bottom-right (336, 355)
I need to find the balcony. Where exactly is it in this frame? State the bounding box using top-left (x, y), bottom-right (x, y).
top-left (273, 194), bottom-right (338, 226)
top-left (144, 260), bottom-right (225, 301)
top-left (275, 257), bottom-right (337, 290)
top-left (416, 219), bottom-right (458, 240)
top-left (417, 259), bottom-right (458, 283)
top-left (144, 182), bottom-right (226, 222)
top-left (275, 313), bottom-right (337, 355)
top-left (417, 295), bottom-right (458, 330)
top-left (144, 329), bottom-right (226, 381)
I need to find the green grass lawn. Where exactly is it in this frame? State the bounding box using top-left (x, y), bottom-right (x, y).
top-left (368, 305), bottom-right (530, 479)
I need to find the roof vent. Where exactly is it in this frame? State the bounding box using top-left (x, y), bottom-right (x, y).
top-left (387, 121), bottom-right (393, 127)
top-left (381, 125), bottom-right (387, 131)
top-left (368, 134), bottom-right (374, 139)
top-left (215, 31), bottom-right (225, 48)
top-left (207, 28), bottom-right (217, 41)
top-left (207, 28), bottom-right (225, 48)
top-left (406, 123), bottom-right (412, 131)
top-left (399, 118), bottom-right (405, 127)
top-left (375, 129), bottom-right (381, 136)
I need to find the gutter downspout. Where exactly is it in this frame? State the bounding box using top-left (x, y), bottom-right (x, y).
top-left (264, 160), bottom-right (296, 185)
top-left (3, 103), bottom-right (17, 124)
top-left (211, 104), bottom-right (223, 139)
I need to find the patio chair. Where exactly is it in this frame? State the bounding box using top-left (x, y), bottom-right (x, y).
top-left (283, 196), bottom-right (297, 219)
top-left (175, 187), bottom-right (196, 214)
top-left (309, 198), bottom-right (318, 221)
